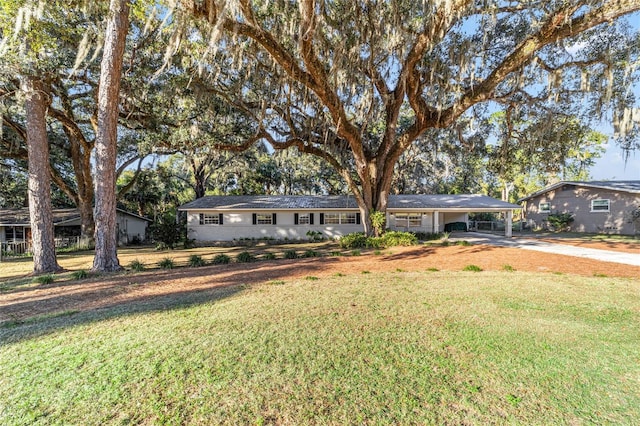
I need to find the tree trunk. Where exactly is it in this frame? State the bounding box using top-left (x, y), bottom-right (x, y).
top-left (92, 0), bottom-right (130, 272)
top-left (21, 77), bottom-right (62, 275)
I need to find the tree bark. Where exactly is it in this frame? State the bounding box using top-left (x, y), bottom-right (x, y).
top-left (21, 76), bottom-right (62, 275)
top-left (92, 0), bottom-right (130, 272)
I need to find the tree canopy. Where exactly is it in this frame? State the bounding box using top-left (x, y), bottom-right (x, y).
top-left (171, 0), bottom-right (640, 233)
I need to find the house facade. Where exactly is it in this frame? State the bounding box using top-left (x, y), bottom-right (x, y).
top-left (518, 181), bottom-right (640, 235)
top-left (0, 208), bottom-right (151, 246)
top-left (178, 194), bottom-right (520, 242)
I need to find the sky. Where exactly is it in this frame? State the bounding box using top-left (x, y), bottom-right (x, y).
top-left (590, 145), bottom-right (640, 180)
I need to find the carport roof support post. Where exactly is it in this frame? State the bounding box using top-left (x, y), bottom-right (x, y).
top-left (505, 210), bottom-right (513, 237)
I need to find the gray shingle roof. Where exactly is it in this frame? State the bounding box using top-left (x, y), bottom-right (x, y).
top-left (518, 180), bottom-right (640, 202)
top-left (0, 208), bottom-right (151, 226)
top-left (178, 194), bottom-right (519, 211)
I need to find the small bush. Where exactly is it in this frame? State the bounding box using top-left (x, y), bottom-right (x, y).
top-left (426, 267), bottom-right (439, 272)
top-left (334, 273), bottom-right (345, 277)
top-left (71, 270), bottom-right (88, 280)
top-left (381, 231), bottom-right (418, 247)
top-left (547, 212), bottom-right (574, 231)
top-left (502, 264), bottom-right (515, 272)
top-left (463, 264), bottom-right (483, 272)
top-left (211, 254), bottom-right (231, 264)
top-left (33, 274), bottom-right (54, 285)
top-left (416, 232), bottom-right (444, 241)
top-left (306, 230), bottom-right (323, 241)
top-left (361, 270), bottom-right (370, 274)
top-left (158, 258), bottom-right (175, 269)
top-left (283, 250), bottom-right (298, 259)
top-left (373, 250), bottom-right (382, 255)
top-left (330, 251), bottom-right (343, 257)
top-left (340, 233), bottom-right (368, 249)
top-left (366, 237), bottom-right (384, 249)
top-left (305, 276), bottom-right (319, 281)
top-left (262, 252), bottom-right (277, 260)
top-left (236, 251), bottom-right (256, 263)
top-left (456, 240), bottom-right (471, 246)
top-left (441, 240), bottom-right (450, 247)
top-left (302, 250), bottom-right (319, 258)
top-left (351, 249), bottom-right (361, 256)
top-left (128, 259), bottom-right (145, 272)
top-left (268, 280), bottom-right (285, 285)
top-left (188, 255), bottom-right (206, 267)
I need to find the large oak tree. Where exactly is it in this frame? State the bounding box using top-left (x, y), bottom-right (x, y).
top-left (177, 0), bottom-right (640, 234)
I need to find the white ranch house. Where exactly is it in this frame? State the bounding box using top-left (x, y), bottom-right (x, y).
top-left (178, 194), bottom-right (520, 242)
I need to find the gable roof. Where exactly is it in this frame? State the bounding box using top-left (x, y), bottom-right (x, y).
top-left (517, 180), bottom-right (640, 203)
top-left (178, 194), bottom-right (520, 211)
top-left (0, 208), bottom-right (152, 226)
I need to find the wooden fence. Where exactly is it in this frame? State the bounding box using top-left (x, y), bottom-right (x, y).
top-left (0, 237), bottom-right (92, 262)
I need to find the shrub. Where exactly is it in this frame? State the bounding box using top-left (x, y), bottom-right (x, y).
top-left (211, 254), bottom-right (231, 265)
top-left (306, 230), bottom-right (323, 241)
top-left (463, 264), bottom-right (483, 272)
top-left (426, 267), bottom-right (439, 272)
top-left (128, 259), bottom-right (145, 272)
top-left (547, 212), bottom-right (574, 231)
top-left (33, 274), bottom-right (54, 284)
top-left (456, 240), bottom-right (471, 246)
top-left (262, 252), bottom-right (277, 260)
top-left (283, 250), bottom-right (298, 259)
top-left (370, 210), bottom-right (386, 236)
top-left (415, 232), bottom-right (444, 241)
top-left (340, 233), bottom-right (368, 249)
top-left (330, 251), bottom-right (343, 257)
top-left (188, 255), bottom-right (206, 267)
top-left (502, 264), bottom-right (515, 272)
top-left (268, 280), bottom-right (285, 285)
top-left (150, 213), bottom-right (186, 250)
top-left (381, 231), bottom-right (418, 247)
top-left (351, 249), bottom-right (361, 256)
top-left (236, 251), bottom-right (256, 263)
top-left (305, 276), bottom-right (319, 281)
top-left (366, 237), bottom-right (384, 249)
top-left (302, 250), bottom-right (319, 258)
top-left (71, 270), bottom-right (89, 280)
top-left (158, 258), bottom-right (175, 269)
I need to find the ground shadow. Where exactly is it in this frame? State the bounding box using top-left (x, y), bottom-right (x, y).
top-left (0, 259), bottom-right (329, 345)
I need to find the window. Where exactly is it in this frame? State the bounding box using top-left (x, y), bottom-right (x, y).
top-left (324, 213), bottom-right (340, 224)
top-left (340, 213), bottom-right (357, 224)
top-left (5, 226), bottom-right (24, 242)
top-left (321, 212), bottom-right (359, 225)
top-left (539, 202), bottom-right (551, 213)
top-left (298, 213), bottom-right (310, 225)
top-left (395, 213), bottom-right (421, 228)
top-left (199, 213), bottom-right (222, 225)
top-left (591, 199), bottom-right (610, 212)
top-left (256, 213), bottom-right (273, 225)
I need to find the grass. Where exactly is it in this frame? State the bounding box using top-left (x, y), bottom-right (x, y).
top-left (1, 271), bottom-right (639, 424)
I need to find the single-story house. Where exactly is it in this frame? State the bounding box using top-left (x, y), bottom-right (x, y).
top-left (178, 194), bottom-right (520, 242)
top-left (518, 180), bottom-right (640, 235)
top-left (0, 208), bottom-right (152, 245)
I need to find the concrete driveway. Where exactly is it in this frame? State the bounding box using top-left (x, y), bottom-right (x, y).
top-left (457, 232), bottom-right (640, 267)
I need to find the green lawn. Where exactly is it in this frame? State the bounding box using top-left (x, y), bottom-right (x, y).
top-left (1, 271), bottom-right (639, 424)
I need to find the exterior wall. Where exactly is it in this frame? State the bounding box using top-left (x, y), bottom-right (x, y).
top-left (116, 213), bottom-right (149, 243)
top-left (523, 185), bottom-right (640, 235)
top-left (187, 210), bottom-right (363, 242)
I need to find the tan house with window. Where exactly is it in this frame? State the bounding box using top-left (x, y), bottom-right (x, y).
top-left (178, 194), bottom-right (520, 242)
top-left (518, 181), bottom-right (640, 235)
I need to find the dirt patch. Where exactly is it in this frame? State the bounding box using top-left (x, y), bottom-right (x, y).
top-left (534, 238), bottom-right (640, 254)
top-left (2, 244), bottom-right (639, 326)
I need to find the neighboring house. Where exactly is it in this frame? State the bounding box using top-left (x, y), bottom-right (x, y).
top-left (0, 208), bottom-right (152, 246)
top-left (518, 181), bottom-right (640, 235)
top-left (178, 194), bottom-right (520, 242)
